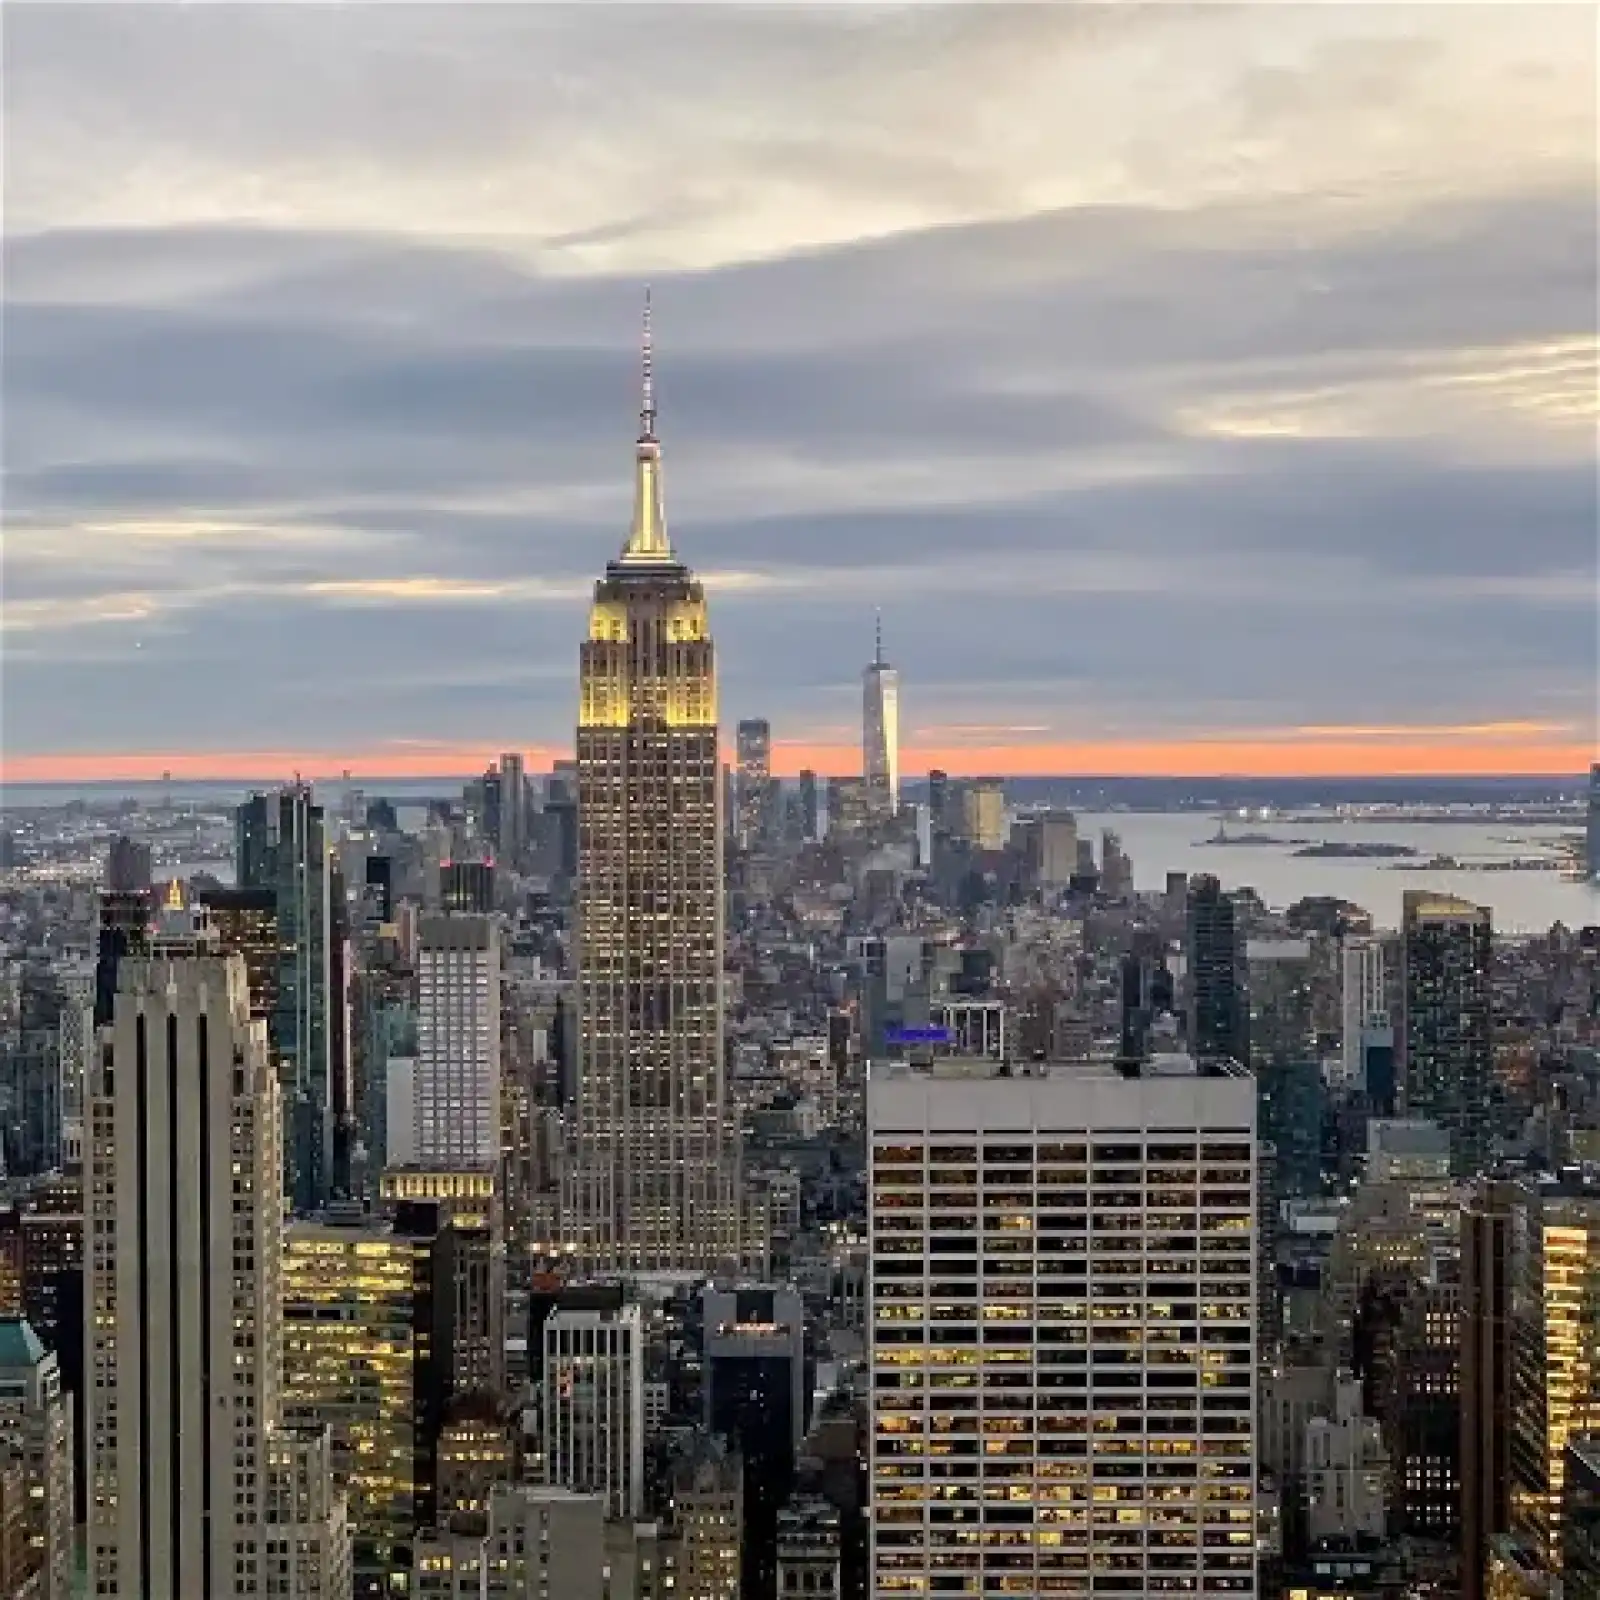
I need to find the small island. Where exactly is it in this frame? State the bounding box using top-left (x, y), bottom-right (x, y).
top-left (1199, 827), bottom-right (1311, 847)
top-left (1293, 840), bottom-right (1419, 859)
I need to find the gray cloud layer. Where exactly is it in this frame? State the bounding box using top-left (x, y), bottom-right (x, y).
top-left (1, 4), bottom-right (1595, 766)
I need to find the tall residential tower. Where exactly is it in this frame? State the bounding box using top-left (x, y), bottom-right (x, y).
top-left (566, 297), bottom-right (742, 1272)
top-left (863, 614), bottom-right (900, 820)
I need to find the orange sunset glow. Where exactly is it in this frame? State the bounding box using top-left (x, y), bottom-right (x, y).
top-left (2, 726), bottom-right (1591, 788)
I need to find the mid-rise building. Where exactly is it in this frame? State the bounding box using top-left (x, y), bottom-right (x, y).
top-left (0, 1315), bottom-right (73, 1599)
top-left (282, 1209), bottom-right (453, 1584)
top-left (960, 779), bottom-right (1006, 851)
top-left (1036, 812), bottom-right (1079, 889)
top-left (1305, 1375), bottom-right (1388, 1544)
top-left (543, 1288), bottom-right (645, 1520)
top-left (863, 616), bottom-right (901, 820)
top-left (668, 1435), bottom-right (742, 1600)
top-left (414, 1483), bottom-right (640, 1600)
top-left (440, 861), bottom-right (495, 915)
top-left (566, 305), bottom-right (742, 1273)
top-left (264, 1426), bottom-right (354, 1599)
top-left (105, 834), bottom-right (154, 894)
top-left (417, 914), bottom-right (502, 1167)
top-left (378, 1168), bottom-right (506, 1397)
top-left (1401, 891), bottom-right (1492, 1177)
top-left (867, 1055), bottom-right (1257, 1599)
top-left (1380, 1270), bottom-right (1461, 1543)
top-left (827, 776), bottom-right (870, 840)
top-left (776, 1496), bottom-right (841, 1600)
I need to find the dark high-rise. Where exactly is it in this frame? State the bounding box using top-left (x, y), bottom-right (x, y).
top-left (93, 889), bottom-right (152, 1028)
top-left (196, 886), bottom-right (280, 1022)
top-left (1186, 874), bottom-right (1244, 1062)
top-left (236, 783), bottom-right (337, 1209)
top-left (441, 860), bottom-right (494, 914)
top-left (104, 834), bottom-right (153, 893)
top-left (1588, 762), bottom-right (1600, 881)
top-left (702, 1287), bottom-right (807, 1600)
top-left (798, 769), bottom-right (819, 842)
top-left (1402, 891), bottom-right (1492, 1177)
top-left (1461, 1180), bottom-right (1515, 1600)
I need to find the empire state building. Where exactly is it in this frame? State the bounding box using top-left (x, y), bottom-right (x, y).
top-left (566, 300), bottom-right (743, 1272)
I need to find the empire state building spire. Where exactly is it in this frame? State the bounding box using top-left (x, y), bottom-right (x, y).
top-left (566, 301), bottom-right (746, 1274)
top-left (620, 287), bottom-right (673, 566)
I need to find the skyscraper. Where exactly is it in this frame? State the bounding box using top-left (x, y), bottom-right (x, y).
top-left (86, 905), bottom-right (347, 1596)
top-left (798, 768), bottom-right (819, 843)
top-left (542, 1288), bottom-right (644, 1520)
top-left (1401, 891), bottom-right (1492, 1177)
top-left (702, 1286), bottom-right (807, 1599)
top-left (416, 914), bottom-right (502, 1168)
top-left (283, 1207), bottom-right (453, 1588)
top-left (236, 783), bottom-right (338, 1209)
top-left (862, 613), bottom-right (900, 820)
top-left (736, 719), bottom-right (774, 848)
top-left (1187, 873), bottom-right (1245, 1063)
top-left (498, 752), bottom-right (528, 868)
top-left (566, 297), bottom-right (741, 1272)
top-left (1587, 762), bottom-right (1600, 880)
top-left (1339, 935), bottom-right (1389, 1094)
top-left (867, 1055), bottom-right (1258, 1599)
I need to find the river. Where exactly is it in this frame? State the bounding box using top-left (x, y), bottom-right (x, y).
top-left (1077, 812), bottom-right (1596, 934)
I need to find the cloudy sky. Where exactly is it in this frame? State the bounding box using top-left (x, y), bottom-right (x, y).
top-left (2, 3), bottom-right (1595, 782)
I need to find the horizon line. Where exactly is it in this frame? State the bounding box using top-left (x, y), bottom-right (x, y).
top-left (2, 767), bottom-right (1591, 790)
top-left (3, 735), bottom-right (1594, 788)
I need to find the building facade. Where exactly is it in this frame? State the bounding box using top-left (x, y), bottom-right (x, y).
top-left (86, 922), bottom-right (347, 1596)
top-left (736, 719), bottom-right (775, 848)
top-left (703, 1286), bottom-right (808, 1598)
top-left (1401, 892), bottom-right (1493, 1177)
top-left (0, 1316), bottom-right (73, 1600)
top-left (542, 1290), bottom-right (645, 1520)
top-left (236, 783), bottom-right (338, 1208)
top-left (862, 616), bottom-right (900, 820)
top-left (867, 1057), bottom-right (1258, 1599)
top-left (1187, 874), bottom-right (1245, 1063)
top-left (282, 1212), bottom-right (452, 1584)
top-left (416, 914), bottom-right (502, 1168)
top-left (567, 305), bottom-right (742, 1273)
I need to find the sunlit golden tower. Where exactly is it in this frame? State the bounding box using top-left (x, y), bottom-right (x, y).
top-left (567, 296), bottom-right (741, 1272)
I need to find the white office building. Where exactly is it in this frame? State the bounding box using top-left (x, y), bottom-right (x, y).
top-left (929, 999), bottom-right (1006, 1062)
top-left (417, 914), bottom-right (502, 1167)
top-left (1338, 937), bottom-right (1387, 1091)
top-left (542, 1292), bottom-right (645, 1520)
top-left (868, 1056), bottom-right (1257, 1599)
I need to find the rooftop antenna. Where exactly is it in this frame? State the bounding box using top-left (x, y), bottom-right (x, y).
top-left (874, 608), bottom-right (884, 668)
top-left (640, 286), bottom-right (655, 440)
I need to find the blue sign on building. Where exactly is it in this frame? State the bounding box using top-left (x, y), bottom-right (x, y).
top-left (885, 1026), bottom-right (953, 1048)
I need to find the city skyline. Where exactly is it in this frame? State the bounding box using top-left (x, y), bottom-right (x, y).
top-left (4, 5), bottom-right (1596, 782)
